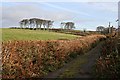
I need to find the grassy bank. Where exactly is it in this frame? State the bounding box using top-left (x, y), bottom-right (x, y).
top-left (1, 28), bottom-right (79, 41)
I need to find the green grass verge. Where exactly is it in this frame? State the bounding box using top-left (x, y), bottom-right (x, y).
top-left (59, 54), bottom-right (90, 78)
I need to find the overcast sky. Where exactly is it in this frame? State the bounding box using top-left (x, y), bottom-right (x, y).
top-left (1, 2), bottom-right (118, 31)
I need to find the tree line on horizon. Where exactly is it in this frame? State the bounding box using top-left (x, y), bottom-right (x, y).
top-left (19, 18), bottom-right (75, 30)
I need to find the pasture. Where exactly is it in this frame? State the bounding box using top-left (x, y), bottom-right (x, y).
top-left (1, 28), bottom-right (79, 42)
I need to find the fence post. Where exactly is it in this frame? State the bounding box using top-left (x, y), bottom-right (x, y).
top-left (117, 1), bottom-right (120, 55)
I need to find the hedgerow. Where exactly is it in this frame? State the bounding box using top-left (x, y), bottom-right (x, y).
top-left (2, 35), bottom-right (105, 79)
top-left (95, 38), bottom-right (120, 79)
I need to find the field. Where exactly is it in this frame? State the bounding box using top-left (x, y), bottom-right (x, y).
top-left (1, 28), bottom-right (79, 41)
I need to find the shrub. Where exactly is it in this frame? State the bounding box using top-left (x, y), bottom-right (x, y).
top-left (2, 35), bottom-right (105, 79)
top-left (95, 38), bottom-right (120, 79)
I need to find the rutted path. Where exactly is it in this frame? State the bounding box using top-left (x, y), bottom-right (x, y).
top-left (44, 41), bottom-right (104, 78)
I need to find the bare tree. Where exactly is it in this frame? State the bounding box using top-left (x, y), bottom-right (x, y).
top-left (61, 22), bottom-right (75, 30)
top-left (96, 26), bottom-right (105, 33)
top-left (45, 20), bottom-right (54, 30)
top-left (20, 18), bottom-right (54, 30)
top-left (19, 19), bottom-right (29, 28)
top-left (61, 22), bottom-right (66, 29)
top-left (29, 18), bottom-right (37, 29)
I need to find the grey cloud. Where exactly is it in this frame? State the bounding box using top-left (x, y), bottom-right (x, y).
top-left (2, 3), bottom-right (75, 27)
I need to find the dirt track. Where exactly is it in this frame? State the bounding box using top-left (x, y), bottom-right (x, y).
top-left (44, 41), bottom-right (104, 78)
